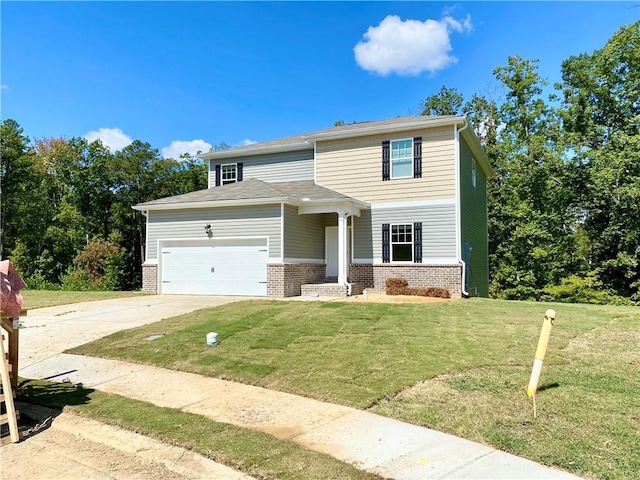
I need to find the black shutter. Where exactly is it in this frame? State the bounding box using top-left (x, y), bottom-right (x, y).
top-left (413, 222), bottom-right (422, 263)
top-left (237, 162), bottom-right (243, 182)
top-left (382, 223), bottom-right (390, 263)
top-left (382, 140), bottom-right (390, 181)
top-left (215, 164), bottom-right (221, 186)
top-left (413, 137), bottom-right (422, 178)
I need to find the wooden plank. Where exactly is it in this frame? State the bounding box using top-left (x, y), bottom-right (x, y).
top-left (8, 328), bottom-right (18, 388)
top-left (0, 411), bottom-right (20, 423)
top-left (0, 337), bottom-right (20, 444)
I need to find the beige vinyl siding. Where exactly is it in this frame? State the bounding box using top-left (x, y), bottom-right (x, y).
top-left (353, 203), bottom-right (457, 261)
top-left (146, 204), bottom-right (281, 260)
top-left (208, 150), bottom-right (314, 187)
top-left (316, 126), bottom-right (456, 203)
top-left (460, 137), bottom-right (489, 297)
top-left (283, 205), bottom-right (325, 260)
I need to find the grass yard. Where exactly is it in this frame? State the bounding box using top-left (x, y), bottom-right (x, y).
top-left (21, 290), bottom-right (147, 310)
top-left (69, 298), bottom-right (640, 480)
top-left (17, 379), bottom-right (383, 480)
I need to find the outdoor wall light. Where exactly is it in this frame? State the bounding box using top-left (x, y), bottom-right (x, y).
top-left (204, 224), bottom-right (212, 234)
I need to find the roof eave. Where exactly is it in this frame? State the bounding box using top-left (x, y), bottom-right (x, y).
top-left (133, 196), bottom-right (289, 211)
top-left (302, 116), bottom-right (466, 142)
top-left (199, 142), bottom-right (311, 161)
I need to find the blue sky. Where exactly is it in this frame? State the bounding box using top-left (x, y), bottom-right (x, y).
top-left (2, 1), bottom-right (638, 159)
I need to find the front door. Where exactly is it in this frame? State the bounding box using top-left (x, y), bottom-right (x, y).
top-left (325, 226), bottom-right (351, 279)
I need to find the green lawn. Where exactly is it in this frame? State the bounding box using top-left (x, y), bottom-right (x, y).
top-left (21, 290), bottom-right (147, 310)
top-left (69, 298), bottom-right (640, 480)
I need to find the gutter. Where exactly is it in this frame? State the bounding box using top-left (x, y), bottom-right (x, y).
top-left (456, 120), bottom-right (470, 298)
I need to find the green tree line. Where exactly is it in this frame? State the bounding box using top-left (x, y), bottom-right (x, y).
top-left (421, 22), bottom-right (638, 304)
top-left (0, 131), bottom-right (207, 290)
top-left (1, 21), bottom-right (638, 303)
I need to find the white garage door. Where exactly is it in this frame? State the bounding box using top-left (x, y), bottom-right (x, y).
top-left (160, 238), bottom-right (268, 296)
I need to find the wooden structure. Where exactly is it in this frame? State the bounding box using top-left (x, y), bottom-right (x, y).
top-left (1, 309), bottom-right (25, 445)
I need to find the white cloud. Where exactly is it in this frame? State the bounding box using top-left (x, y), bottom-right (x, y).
top-left (240, 139), bottom-right (257, 146)
top-left (1, 85), bottom-right (9, 90)
top-left (84, 127), bottom-right (133, 151)
top-left (161, 139), bottom-right (213, 159)
top-left (354, 14), bottom-right (473, 76)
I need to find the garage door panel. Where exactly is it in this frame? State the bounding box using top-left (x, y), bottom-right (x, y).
top-left (160, 239), bottom-right (267, 296)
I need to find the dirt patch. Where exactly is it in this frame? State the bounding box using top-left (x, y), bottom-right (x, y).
top-left (3, 403), bottom-right (254, 480)
top-left (342, 292), bottom-right (451, 304)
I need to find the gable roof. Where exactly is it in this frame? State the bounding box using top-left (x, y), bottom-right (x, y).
top-left (133, 179), bottom-right (368, 211)
top-left (199, 114), bottom-right (492, 177)
top-left (200, 115), bottom-right (466, 161)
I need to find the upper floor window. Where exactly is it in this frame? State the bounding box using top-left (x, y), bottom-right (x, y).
top-left (391, 139), bottom-right (413, 179)
top-left (382, 137), bottom-right (422, 181)
top-left (214, 162), bottom-right (243, 186)
top-left (221, 164), bottom-right (237, 185)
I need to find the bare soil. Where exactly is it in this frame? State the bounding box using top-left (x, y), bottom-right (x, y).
top-left (2, 402), bottom-right (253, 480)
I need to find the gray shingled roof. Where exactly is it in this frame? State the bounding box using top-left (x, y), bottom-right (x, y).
top-left (200, 115), bottom-right (462, 158)
top-left (134, 179), bottom-right (359, 208)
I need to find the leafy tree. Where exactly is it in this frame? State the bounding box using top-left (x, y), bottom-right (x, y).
top-left (421, 85), bottom-right (464, 116)
top-left (488, 56), bottom-right (578, 299)
top-left (559, 21), bottom-right (640, 298)
top-left (0, 119), bottom-right (37, 260)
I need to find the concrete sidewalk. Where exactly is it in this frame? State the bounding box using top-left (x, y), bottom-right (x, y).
top-left (15, 296), bottom-right (582, 479)
top-left (21, 356), bottom-right (580, 480)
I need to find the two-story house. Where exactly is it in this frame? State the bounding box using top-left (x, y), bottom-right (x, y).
top-left (133, 115), bottom-right (492, 298)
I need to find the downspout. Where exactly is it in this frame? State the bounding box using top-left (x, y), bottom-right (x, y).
top-left (456, 120), bottom-right (470, 298)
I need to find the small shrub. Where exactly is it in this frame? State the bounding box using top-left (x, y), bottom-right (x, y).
top-left (385, 277), bottom-right (450, 298)
top-left (386, 278), bottom-right (408, 289)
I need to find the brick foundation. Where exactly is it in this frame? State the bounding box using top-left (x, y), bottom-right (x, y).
top-left (142, 264), bottom-right (158, 293)
top-left (349, 264), bottom-right (462, 299)
top-left (267, 263), bottom-right (326, 297)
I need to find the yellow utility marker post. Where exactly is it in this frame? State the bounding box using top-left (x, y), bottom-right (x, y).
top-left (527, 309), bottom-right (555, 417)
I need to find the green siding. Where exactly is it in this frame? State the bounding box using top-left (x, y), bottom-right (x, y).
top-left (460, 137), bottom-right (489, 297)
top-left (283, 205), bottom-right (325, 260)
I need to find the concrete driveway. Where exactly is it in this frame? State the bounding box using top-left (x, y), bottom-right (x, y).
top-left (17, 295), bottom-right (249, 371)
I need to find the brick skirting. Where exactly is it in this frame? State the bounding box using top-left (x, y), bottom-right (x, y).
top-left (267, 263), bottom-right (326, 297)
top-left (349, 264), bottom-right (462, 299)
top-left (142, 264), bottom-right (158, 293)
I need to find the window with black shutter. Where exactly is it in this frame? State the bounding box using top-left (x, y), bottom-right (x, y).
top-left (382, 223), bottom-right (390, 263)
top-left (382, 141), bottom-right (390, 181)
top-left (413, 137), bottom-right (422, 178)
top-left (413, 222), bottom-right (422, 263)
top-left (215, 164), bottom-right (221, 186)
top-left (237, 162), bottom-right (243, 182)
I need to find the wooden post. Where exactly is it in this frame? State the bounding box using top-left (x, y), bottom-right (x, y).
top-left (527, 309), bottom-right (555, 398)
top-left (0, 332), bottom-right (20, 444)
top-left (1, 309), bottom-right (25, 389)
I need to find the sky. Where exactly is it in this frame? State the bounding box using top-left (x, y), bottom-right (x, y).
top-left (2, 1), bottom-right (639, 159)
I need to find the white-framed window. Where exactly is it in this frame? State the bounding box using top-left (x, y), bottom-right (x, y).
top-left (221, 163), bottom-right (237, 185)
top-left (391, 138), bottom-right (413, 179)
top-left (391, 224), bottom-right (413, 262)
top-left (471, 159), bottom-right (477, 188)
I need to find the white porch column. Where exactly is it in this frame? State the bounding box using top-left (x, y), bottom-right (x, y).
top-left (337, 211), bottom-right (348, 284)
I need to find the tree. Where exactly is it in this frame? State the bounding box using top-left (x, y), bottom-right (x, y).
top-left (559, 21), bottom-right (640, 298)
top-left (488, 56), bottom-right (578, 299)
top-left (421, 85), bottom-right (464, 116)
top-left (0, 119), bottom-right (37, 260)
